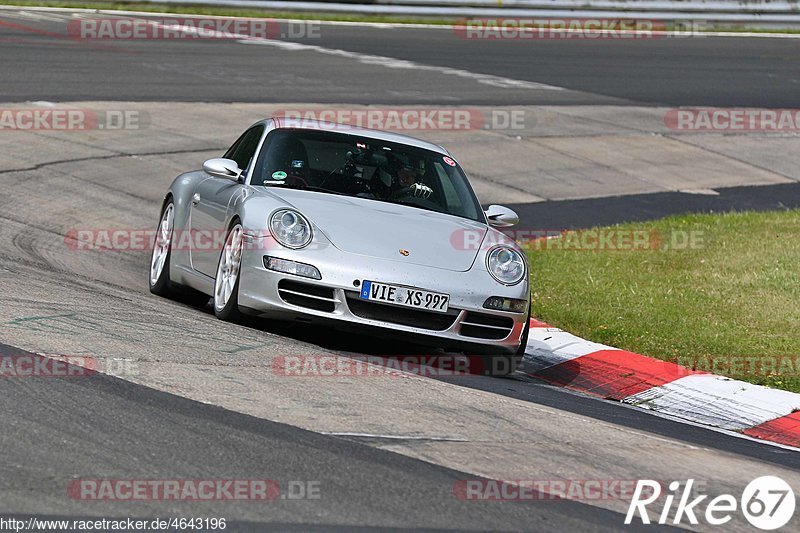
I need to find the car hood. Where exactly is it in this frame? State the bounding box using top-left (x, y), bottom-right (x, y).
top-left (263, 188), bottom-right (487, 272)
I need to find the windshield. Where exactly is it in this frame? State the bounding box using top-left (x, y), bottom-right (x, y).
top-left (251, 129), bottom-right (484, 222)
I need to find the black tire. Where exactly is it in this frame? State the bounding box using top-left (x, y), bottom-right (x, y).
top-left (149, 201), bottom-right (176, 297)
top-left (213, 221), bottom-right (245, 322)
top-left (149, 201), bottom-right (210, 308)
top-left (516, 307), bottom-right (531, 357)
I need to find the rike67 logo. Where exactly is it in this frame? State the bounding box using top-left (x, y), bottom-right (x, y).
top-left (626, 477), bottom-right (795, 529)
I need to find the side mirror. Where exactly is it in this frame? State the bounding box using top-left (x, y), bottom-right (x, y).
top-left (485, 205), bottom-right (519, 228)
top-left (203, 158), bottom-right (242, 181)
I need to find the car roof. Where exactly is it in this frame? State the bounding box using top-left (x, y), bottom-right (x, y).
top-left (263, 117), bottom-right (451, 156)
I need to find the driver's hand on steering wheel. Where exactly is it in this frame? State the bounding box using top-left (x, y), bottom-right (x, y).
top-left (391, 182), bottom-right (433, 200)
top-left (408, 182), bottom-right (433, 199)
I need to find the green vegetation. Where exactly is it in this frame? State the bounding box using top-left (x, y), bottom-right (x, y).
top-left (3, 1), bottom-right (800, 33)
top-left (528, 210), bottom-right (800, 392)
top-left (0, 1), bottom-right (458, 25)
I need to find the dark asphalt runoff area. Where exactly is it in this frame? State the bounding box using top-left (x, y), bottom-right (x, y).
top-left (508, 181), bottom-right (800, 230)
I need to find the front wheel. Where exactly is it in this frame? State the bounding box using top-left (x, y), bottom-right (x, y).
top-left (149, 201), bottom-right (209, 307)
top-left (516, 309), bottom-right (531, 357)
top-left (213, 222), bottom-right (245, 322)
top-left (149, 202), bottom-right (175, 296)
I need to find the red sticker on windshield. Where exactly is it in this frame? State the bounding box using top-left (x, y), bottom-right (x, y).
top-left (443, 156), bottom-right (456, 167)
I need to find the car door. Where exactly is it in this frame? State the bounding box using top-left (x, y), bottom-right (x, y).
top-left (189, 125), bottom-right (265, 277)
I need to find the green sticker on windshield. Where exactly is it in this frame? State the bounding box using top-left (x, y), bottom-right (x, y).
top-left (272, 171), bottom-right (287, 180)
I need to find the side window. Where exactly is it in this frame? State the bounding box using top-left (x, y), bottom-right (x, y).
top-left (222, 131), bottom-right (246, 164)
top-left (223, 125), bottom-right (265, 175)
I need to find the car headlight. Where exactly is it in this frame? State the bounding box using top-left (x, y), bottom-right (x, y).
top-left (269, 209), bottom-right (312, 249)
top-left (486, 246), bottom-right (526, 285)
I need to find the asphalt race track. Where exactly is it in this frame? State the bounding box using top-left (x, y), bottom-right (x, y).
top-left (0, 11), bottom-right (799, 106)
top-left (1, 7), bottom-right (799, 532)
top-left (2, 345), bottom-right (647, 531)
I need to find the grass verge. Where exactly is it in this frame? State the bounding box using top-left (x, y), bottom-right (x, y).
top-left (0, 1), bottom-right (458, 25)
top-left (527, 209), bottom-right (800, 393)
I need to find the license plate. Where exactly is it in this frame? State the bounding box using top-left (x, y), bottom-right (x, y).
top-left (359, 281), bottom-right (450, 313)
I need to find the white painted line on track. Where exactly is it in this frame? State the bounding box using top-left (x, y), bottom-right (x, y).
top-left (236, 37), bottom-right (565, 90)
top-left (3, 10), bottom-right (72, 22)
top-left (132, 19), bottom-right (566, 91)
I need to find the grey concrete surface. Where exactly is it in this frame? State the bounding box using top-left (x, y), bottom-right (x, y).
top-left (0, 102), bottom-right (796, 204)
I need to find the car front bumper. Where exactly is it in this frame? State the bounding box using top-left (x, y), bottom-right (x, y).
top-left (237, 234), bottom-right (530, 354)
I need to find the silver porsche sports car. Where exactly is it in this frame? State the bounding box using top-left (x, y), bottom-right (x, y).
top-left (149, 118), bottom-right (530, 375)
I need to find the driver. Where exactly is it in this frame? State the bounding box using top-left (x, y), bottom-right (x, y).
top-left (388, 162), bottom-right (433, 200)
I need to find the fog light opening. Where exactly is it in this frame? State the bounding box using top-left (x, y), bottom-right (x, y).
top-left (263, 256), bottom-right (321, 280)
top-left (483, 296), bottom-right (528, 313)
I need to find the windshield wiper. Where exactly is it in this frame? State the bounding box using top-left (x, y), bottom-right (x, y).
top-left (303, 185), bottom-right (348, 196)
top-left (382, 196), bottom-right (447, 214)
